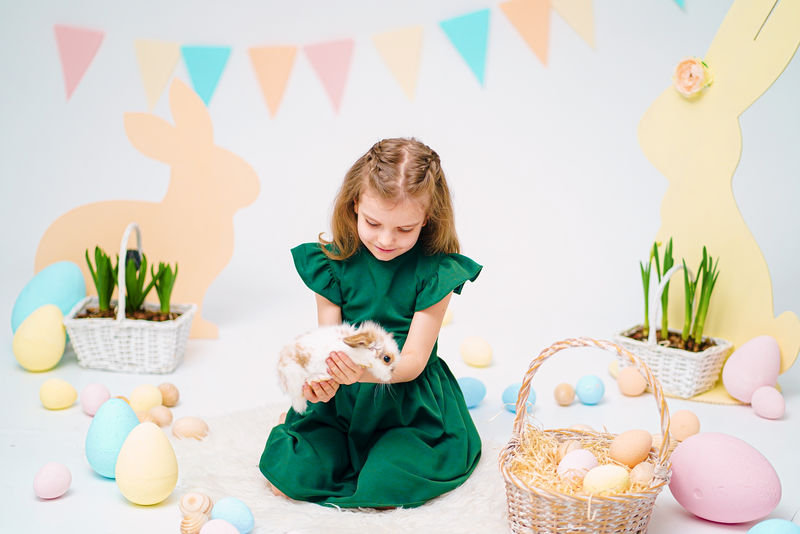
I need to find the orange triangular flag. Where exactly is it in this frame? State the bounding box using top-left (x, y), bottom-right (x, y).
top-left (53, 24), bottom-right (105, 100)
top-left (134, 39), bottom-right (181, 109)
top-left (550, 0), bottom-right (595, 48)
top-left (500, 0), bottom-right (551, 66)
top-left (372, 26), bottom-right (424, 100)
top-left (249, 46), bottom-right (298, 117)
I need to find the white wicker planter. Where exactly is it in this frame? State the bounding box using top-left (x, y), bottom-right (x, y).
top-left (63, 222), bottom-right (195, 374)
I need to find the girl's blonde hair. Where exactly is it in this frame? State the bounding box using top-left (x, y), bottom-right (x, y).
top-left (320, 137), bottom-right (460, 260)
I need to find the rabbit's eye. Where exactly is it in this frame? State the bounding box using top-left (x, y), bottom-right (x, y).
top-left (383, 354), bottom-right (392, 364)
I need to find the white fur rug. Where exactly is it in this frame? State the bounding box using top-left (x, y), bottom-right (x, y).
top-left (172, 404), bottom-right (510, 534)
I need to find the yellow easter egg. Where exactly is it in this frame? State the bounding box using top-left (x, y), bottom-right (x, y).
top-left (39, 378), bottom-right (77, 410)
top-left (12, 304), bottom-right (66, 372)
top-left (442, 308), bottom-right (454, 327)
top-left (582, 464), bottom-right (631, 495)
top-left (460, 336), bottom-right (492, 367)
top-left (129, 384), bottom-right (163, 414)
top-left (115, 422), bottom-right (178, 505)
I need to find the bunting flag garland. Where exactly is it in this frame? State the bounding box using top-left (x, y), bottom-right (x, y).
top-left (673, 0), bottom-right (686, 9)
top-left (500, 0), bottom-right (551, 65)
top-left (135, 39), bottom-right (181, 109)
top-left (372, 26), bottom-right (424, 100)
top-left (304, 39), bottom-right (355, 113)
top-left (180, 45), bottom-right (232, 106)
top-left (53, 24), bottom-right (105, 100)
top-left (550, 0), bottom-right (595, 48)
top-left (440, 9), bottom-right (491, 85)
top-left (249, 45), bottom-right (298, 116)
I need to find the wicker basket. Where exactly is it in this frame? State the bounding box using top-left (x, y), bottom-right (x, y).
top-left (613, 263), bottom-right (732, 398)
top-left (63, 222), bottom-right (196, 374)
top-left (499, 338), bottom-right (672, 534)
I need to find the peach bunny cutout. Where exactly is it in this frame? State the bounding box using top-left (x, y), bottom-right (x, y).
top-left (35, 79), bottom-right (260, 338)
top-left (638, 0), bottom-right (800, 380)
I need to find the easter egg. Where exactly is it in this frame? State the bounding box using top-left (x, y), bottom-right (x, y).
top-left (33, 462), bottom-right (71, 499)
top-left (722, 335), bottom-right (780, 403)
top-left (557, 449), bottom-right (598, 482)
top-left (129, 384), bottom-right (163, 414)
top-left (609, 429), bottom-right (652, 468)
top-left (460, 336), bottom-right (492, 367)
top-left (583, 465), bottom-right (630, 495)
top-left (201, 520), bottom-right (240, 534)
top-left (146, 405), bottom-right (173, 426)
top-left (173, 416), bottom-right (210, 440)
top-left (457, 377), bottom-right (487, 409)
top-left (115, 422), bottom-right (178, 505)
top-left (575, 375), bottom-right (605, 405)
top-left (670, 410), bottom-right (701, 441)
top-left (158, 382), bottom-right (180, 407)
top-left (751, 386), bottom-right (785, 420)
top-left (748, 519), bottom-right (800, 534)
top-left (180, 492), bottom-right (214, 515)
top-left (502, 383), bottom-right (536, 413)
top-left (669, 432), bottom-right (781, 523)
top-left (442, 308), bottom-right (454, 327)
top-left (39, 378), bottom-right (77, 410)
top-left (553, 383), bottom-right (575, 406)
top-left (80, 383), bottom-right (111, 416)
top-left (617, 366), bottom-right (648, 396)
top-left (85, 398), bottom-right (140, 478)
top-left (11, 261), bottom-right (85, 333)
top-left (630, 461), bottom-right (655, 486)
top-left (12, 305), bottom-right (66, 372)
top-left (211, 497), bottom-right (255, 534)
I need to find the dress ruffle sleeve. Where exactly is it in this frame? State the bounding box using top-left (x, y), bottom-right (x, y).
top-left (415, 253), bottom-right (482, 311)
top-left (290, 243), bottom-right (342, 306)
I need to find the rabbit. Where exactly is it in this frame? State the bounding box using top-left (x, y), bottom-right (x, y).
top-left (34, 79), bottom-right (260, 338)
top-left (637, 0), bottom-right (800, 374)
top-left (277, 321), bottom-right (401, 414)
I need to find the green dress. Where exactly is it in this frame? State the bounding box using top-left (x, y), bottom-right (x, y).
top-left (259, 241), bottom-right (483, 508)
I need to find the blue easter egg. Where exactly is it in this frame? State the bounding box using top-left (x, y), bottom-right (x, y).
top-left (12, 261), bottom-right (86, 333)
top-left (212, 497), bottom-right (255, 534)
top-left (457, 377), bottom-right (487, 409)
top-left (748, 519), bottom-right (800, 534)
top-left (85, 399), bottom-right (140, 478)
top-left (576, 375), bottom-right (605, 405)
top-left (502, 382), bottom-right (536, 413)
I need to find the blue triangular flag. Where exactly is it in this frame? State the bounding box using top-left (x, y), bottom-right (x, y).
top-left (440, 9), bottom-right (490, 85)
top-left (673, 0), bottom-right (686, 9)
top-left (180, 45), bottom-right (231, 105)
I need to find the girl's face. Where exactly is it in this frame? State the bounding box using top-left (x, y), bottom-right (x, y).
top-left (355, 189), bottom-right (427, 261)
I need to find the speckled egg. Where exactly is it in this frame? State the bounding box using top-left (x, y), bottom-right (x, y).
top-left (722, 335), bottom-right (780, 403)
top-left (575, 375), bottom-right (605, 405)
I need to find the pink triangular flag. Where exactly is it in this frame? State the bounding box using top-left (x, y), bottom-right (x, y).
top-left (53, 24), bottom-right (105, 100)
top-left (304, 39), bottom-right (355, 112)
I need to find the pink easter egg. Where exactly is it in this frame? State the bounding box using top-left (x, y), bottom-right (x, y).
top-left (33, 462), bottom-right (71, 499)
top-left (80, 383), bottom-right (111, 416)
top-left (200, 519), bottom-right (239, 534)
top-left (751, 386), bottom-right (785, 420)
top-left (721, 335), bottom-right (780, 403)
top-left (669, 432), bottom-right (781, 523)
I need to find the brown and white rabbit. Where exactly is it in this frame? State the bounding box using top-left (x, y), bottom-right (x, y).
top-left (277, 321), bottom-right (400, 414)
top-left (638, 0), bottom-right (800, 372)
top-left (34, 79), bottom-right (260, 338)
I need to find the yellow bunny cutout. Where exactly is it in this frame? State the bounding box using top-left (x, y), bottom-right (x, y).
top-left (639, 0), bottom-right (800, 401)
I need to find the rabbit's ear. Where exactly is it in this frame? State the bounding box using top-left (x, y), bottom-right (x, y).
top-left (123, 111), bottom-right (179, 163)
top-left (168, 78), bottom-right (213, 145)
top-left (705, 0), bottom-right (800, 114)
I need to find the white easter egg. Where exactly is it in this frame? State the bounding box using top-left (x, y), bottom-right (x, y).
top-left (722, 336), bottom-right (780, 403)
top-left (115, 422), bottom-right (178, 505)
top-left (12, 305), bottom-right (66, 372)
top-left (557, 449), bottom-right (598, 482)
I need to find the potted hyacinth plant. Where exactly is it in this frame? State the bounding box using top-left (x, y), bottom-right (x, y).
top-left (613, 240), bottom-right (733, 398)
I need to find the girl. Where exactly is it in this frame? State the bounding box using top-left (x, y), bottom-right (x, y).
top-left (259, 137), bottom-right (482, 508)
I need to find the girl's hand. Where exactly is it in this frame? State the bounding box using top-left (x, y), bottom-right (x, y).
top-left (326, 351), bottom-right (367, 385)
top-left (303, 379), bottom-right (339, 404)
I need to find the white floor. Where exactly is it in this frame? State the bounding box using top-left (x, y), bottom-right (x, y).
top-left (3, 289), bottom-right (799, 533)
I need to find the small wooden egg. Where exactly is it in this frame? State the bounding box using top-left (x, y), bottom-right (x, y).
top-left (583, 465), bottom-right (630, 495)
top-left (617, 366), bottom-right (648, 396)
top-left (630, 461), bottom-right (655, 486)
top-left (180, 492), bottom-right (214, 516)
top-left (173, 416), bottom-right (209, 440)
top-left (553, 383), bottom-right (575, 406)
top-left (669, 409), bottom-right (701, 441)
top-left (181, 513), bottom-right (209, 534)
top-left (556, 440), bottom-right (583, 462)
top-left (129, 384), bottom-right (163, 413)
top-left (148, 405), bottom-right (174, 427)
top-left (609, 429), bottom-right (652, 468)
top-left (158, 382), bottom-right (180, 407)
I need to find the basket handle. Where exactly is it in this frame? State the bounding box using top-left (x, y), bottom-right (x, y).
top-left (512, 337), bottom-right (672, 466)
top-left (116, 222), bottom-right (142, 322)
top-left (647, 264), bottom-right (693, 344)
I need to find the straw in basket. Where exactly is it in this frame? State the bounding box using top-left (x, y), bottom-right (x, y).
top-left (63, 222), bottom-right (196, 373)
top-left (613, 263), bottom-right (732, 398)
top-left (499, 338), bottom-right (672, 534)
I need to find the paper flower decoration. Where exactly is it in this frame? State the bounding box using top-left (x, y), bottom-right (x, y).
top-left (673, 57), bottom-right (713, 97)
